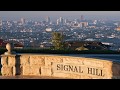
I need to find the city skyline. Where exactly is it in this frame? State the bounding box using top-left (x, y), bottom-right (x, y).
top-left (0, 11), bottom-right (120, 21)
top-left (1, 11), bottom-right (120, 50)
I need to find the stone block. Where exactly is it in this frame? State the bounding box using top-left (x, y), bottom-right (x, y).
top-left (22, 65), bottom-right (40, 75)
top-left (52, 72), bottom-right (72, 78)
top-left (20, 56), bottom-right (30, 65)
top-left (1, 56), bottom-right (8, 66)
top-left (22, 65), bottom-right (30, 75)
top-left (52, 63), bottom-right (85, 75)
top-left (1, 66), bottom-right (13, 76)
top-left (69, 74), bottom-right (81, 79)
top-left (63, 57), bottom-right (83, 65)
top-left (83, 58), bottom-right (104, 68)
top-left (41, 66), bottom-right (52, 76)
top-left (80, 75), bottom-right (93, 79)
top-left (29, 65), bottom-right (40, 75)
top-left (45, 56), bottom-right (63, 66)
top-left (30, 56), bottom-right (45, 66)
top-left (52, 62), bottom-right (108, 79)
top-left (8, 56), bottom-right (16, 66)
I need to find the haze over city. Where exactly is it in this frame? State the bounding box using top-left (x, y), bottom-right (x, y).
top-left (0, 11), bottom-right (120, 21)
top-left (1, 11), bottom-right (120, 50)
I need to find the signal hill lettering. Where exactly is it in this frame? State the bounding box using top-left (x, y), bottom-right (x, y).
top-left (56, 64), bottom-right (104, 76)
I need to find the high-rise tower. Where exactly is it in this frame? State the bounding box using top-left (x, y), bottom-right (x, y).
top-left (45, 16), bottom-right (50, 24)
top-left (0, 18), bottom-right (2, 26)
top-left (20, 18), bottom-right (25, 24)
top-left (81, 15), bottom-right (84, 21)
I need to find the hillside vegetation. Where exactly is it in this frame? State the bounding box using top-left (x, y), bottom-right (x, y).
top-left (0, 48), bottom-right (120, 54)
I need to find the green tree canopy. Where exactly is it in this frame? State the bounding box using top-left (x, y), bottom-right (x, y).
top-left (51, 32), bottom-right (64, 50)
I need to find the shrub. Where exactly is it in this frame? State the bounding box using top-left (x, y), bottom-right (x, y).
top-left (0, 48), bottom-right (120, 54)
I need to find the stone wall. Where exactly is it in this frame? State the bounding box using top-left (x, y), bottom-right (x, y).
top-left (1, 54), bottom-right (120, 79)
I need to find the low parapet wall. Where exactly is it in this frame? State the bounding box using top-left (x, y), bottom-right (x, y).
top-left (1, 54), bottom-right (120, 79)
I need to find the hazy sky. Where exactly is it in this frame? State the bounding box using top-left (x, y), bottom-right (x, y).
top-left (0, 11), bottom-right (120, 21)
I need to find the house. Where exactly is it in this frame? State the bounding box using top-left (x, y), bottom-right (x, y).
top-left (64, 41), bottom-right (111, 50)
top-left (0, 39), bottom-right (7, 48)
top-left (14, 43), bottom-right (24, 49)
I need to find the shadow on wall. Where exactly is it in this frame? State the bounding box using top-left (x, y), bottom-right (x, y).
top-left (15, 55), bottom-right (22, 75)
top-left (0, 56), bottom-right (2, 72)
top-left (112, 62), bottom-right (120, 79)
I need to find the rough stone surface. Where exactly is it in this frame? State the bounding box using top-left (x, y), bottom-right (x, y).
top-left (1, 66), bottom-right (13, 76)
top-left (1, 57), bottom-right (8, 66)
top-left (20, 56), bottom-right (30, 65)
top-left (83, 59), bottom-right (104, 68)
top-left (63, 57), bottom-right (83, 65)
top-left (41, 66), bottom-right (52, 76)
top-left (1, 54), bottom-right (120, 79)
top-left (8, 56), bottom-right (16, 66)
top-left (30, 56), bottom-right (45, 66)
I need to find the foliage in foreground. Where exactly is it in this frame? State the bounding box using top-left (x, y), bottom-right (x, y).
top-left (0, 48), bottom-right (120, 54)
top-left (0, 71), bottom-right (1, 75)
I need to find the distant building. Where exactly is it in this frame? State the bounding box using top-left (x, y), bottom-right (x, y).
top-left (0, 39), bottom-right (7, 47)
top-left (40, 42), bottom-right (53, 49)
top-left (64, 19), bottom-right (68, 24)
top-left (0, 18), bottom-right (2, 26)
top-left (57, 17), bottom-right (64, 25)
top-left (75, 45), bottom-right (89, 51)
top-left (46, 28), bottom-right (52, 32)
top-left (57, 19), bottom-right (59, 25)
top-left (14, 43), bottom-right (24, 49)
top-left (115, 27), bottom-right (120, 31)
top-left (59, 17), bottom-right (64, 24)
top-left (0, 39), bottom-right (24, 49)
top-left (20, 18), bottom-right (25, 24)
top-left (80, 15), bottom-right (84, 21)
top-left (64, 41), bottom-right (111, 50)
top-left (45, 16), bottom-right (50, 24)
top-left (93, 20), bottom-right (97, 24)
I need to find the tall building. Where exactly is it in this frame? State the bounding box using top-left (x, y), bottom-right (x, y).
top-left (20, 18), bottom-right (25, 24)
top-left (59, 17), bottom-right (63, 22)
top-left (59, 17), bottom-right (64, 25)
top-left (80, 22), bottom-right (88, 28)
top-left (57, 19), bottom-right (59, 25)
top-left (64, 19), bottom-right (68, 24)
top-left (45, 16), bottom-right (50, 24)
top-left (0, 18), bottom-right (2, 26)
top-left (93, 20), bottom-right (97, 24)
top-left (56, 17), bottom-right (64, 25)
top-left (81, 15), bottom-right (84, 21)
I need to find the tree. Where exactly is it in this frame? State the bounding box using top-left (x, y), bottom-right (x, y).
top-left (51, 32), bottom-right (64, 50)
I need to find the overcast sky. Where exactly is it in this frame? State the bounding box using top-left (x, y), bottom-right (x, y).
top-left (0, 11), bottom-right (120, 21)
